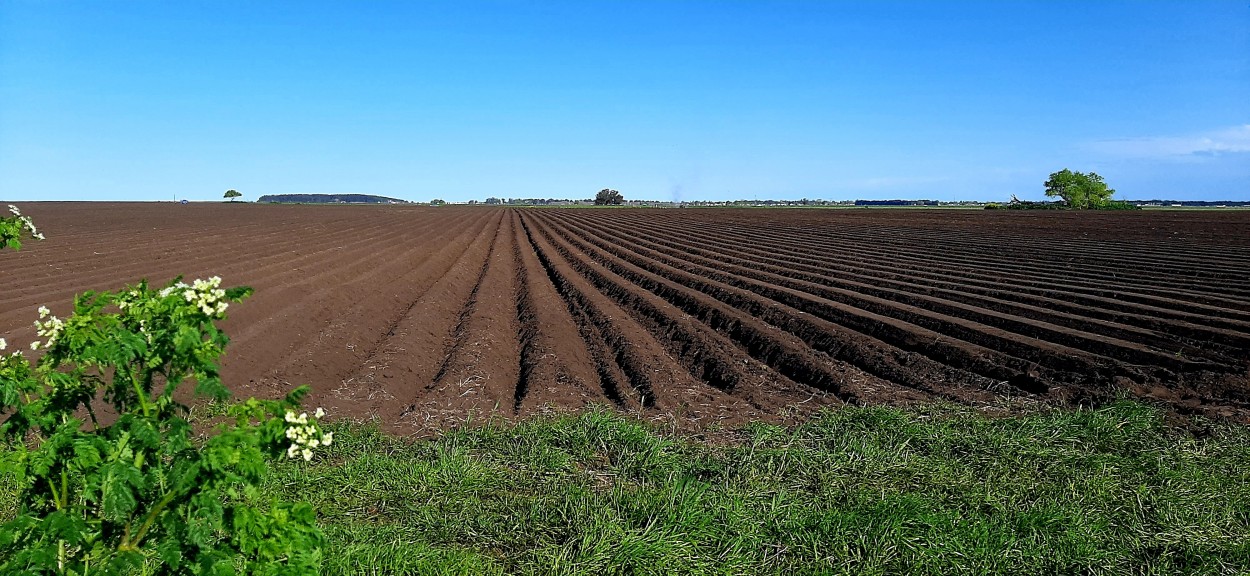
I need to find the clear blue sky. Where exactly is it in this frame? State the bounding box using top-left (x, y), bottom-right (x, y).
top-left (1, 1), bottom-right (1247, 203)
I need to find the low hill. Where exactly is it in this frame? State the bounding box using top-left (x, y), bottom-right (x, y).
top-left (257, 194), bottom-right (410, 204)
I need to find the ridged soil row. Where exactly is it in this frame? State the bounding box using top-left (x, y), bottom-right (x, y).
top-left (312, 211), bottom-right (504, 425)
top-left (557, 211), bottom-right (1237, 374)
top-left (525, 213), bottom-right (872, 412)
top-left (430, 217), bottom-right (505, 385)
top-left (789, 219), bottom-right (1250, 289)
top-left (519, 213), bottom-right (778, 422)
top-left (647, 213), bottom-right (1250, 313)
top-left (416, 212), bottom-right (523, 415)
top-left (538, 211), bottom-right (1038, 399)
top-left (225, 211), bottom-right (482, 344)
top-left (535, 213), bottom-right (881, 402)
top-left (1, 209), bottom-right (475, 352)
top-left (238, 210), bottom-right (503, 416)
top-left (0, 206), bottom-right (421, 309)
top-left (507, 211), bottom-right (606, 413)
top-left (604, 212), bottom-right (1250, 341)
top-left (518, 214), bottom-right (667, 408)
top-left (634, 211), bottom-right (1250, 315)
top-left (679, 212), bottom-right (1250, 294)
top-left (593, 211), bottom-right (1246, 361)
top-left (546, 211), bottom-right (1139, 390)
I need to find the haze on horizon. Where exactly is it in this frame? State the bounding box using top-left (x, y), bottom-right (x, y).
top-left (1, 1), bottom-right (1247, 204)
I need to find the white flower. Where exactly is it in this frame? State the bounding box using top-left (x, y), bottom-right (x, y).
top-left (285, 410), bottom-right (299, 423)
top-left (33, 314), bottom-right (65, 347)
top-left (30, 341), bottom-right (40, 350)
top-left (301, 448), bottom-right (313, 461)
top-left (322, 431), bottom-right (333, 446)
top-left (315, 407), bottom-right (325, 418)
top-left (37, 306), bottom-right (49, 319)
top-left (7, 205), bottom-right (19, 216)
top-left (0, 338), bottom-right (6, 351)
top-left (33, 233), bottom-right (45, 241)
top-left (287, 444), bottom-right (300, 459)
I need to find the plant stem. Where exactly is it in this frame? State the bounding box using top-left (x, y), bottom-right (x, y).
top-left (120, 489), bottom-right (178, 551)
top-left (130, 368), bottom-right (151, 418)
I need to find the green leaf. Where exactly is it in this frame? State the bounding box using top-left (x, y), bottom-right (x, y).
top-left (100, 460), bottom-right (144, 521)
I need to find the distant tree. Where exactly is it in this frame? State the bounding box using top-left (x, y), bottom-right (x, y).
top-left (484, 197), bottom-right (502, 205)
top-left (1043, 169), bottom-right (1115, 209)
top-left (594, 189), bottom-right (624, 206)
top-left (224, 189), bottom-right (242, 202)
top-left (430, 199), bottom-right (446, 206)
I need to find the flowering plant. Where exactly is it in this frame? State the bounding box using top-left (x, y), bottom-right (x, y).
top-left (2, 204), bottom-right (45, 250)
top-left (1, 211), bottom-right (327, 574)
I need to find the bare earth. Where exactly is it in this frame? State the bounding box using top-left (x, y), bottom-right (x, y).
top-left (3, 203), bottom-right (1248, 433)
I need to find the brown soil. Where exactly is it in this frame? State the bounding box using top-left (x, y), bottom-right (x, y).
top-left (3, 203), bottom-right (1248, 433)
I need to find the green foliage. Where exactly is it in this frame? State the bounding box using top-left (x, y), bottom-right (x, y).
top-left (1043, 169), bottom-right (1133, 209)
top-left (0, 273), bottom-right (329, 573)
top-left (985, 198), bottom-right (1066, 210)
top-left (1099, 200), bottom-right (1141, 210)
top-left (2, 205), bottom-right (45, 251)
top-left (594, 189), bottom-right (624, 206)
top-left (224, 190), bottom-right (242, 202)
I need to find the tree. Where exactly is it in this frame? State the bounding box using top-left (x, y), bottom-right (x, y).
top-left (224, 189), bottom-right (242, 202)
top-left (1043, 169), bottom-right (1114, 209)
top-left (594, 189), bottom-right (624, 206)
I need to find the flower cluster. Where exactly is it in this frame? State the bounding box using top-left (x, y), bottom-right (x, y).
top-left (156, 276), bottom-right (229, 318)
top-left (283, 407), bottom-right (333, 461)
top-left (116, 289), bottom-right (143, 311)
top-left (30, 306), bottom-right (64, 351)
top-left (7, 204), bottom-right (45, 241)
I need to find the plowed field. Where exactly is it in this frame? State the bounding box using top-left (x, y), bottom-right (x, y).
top-left (4, 203), bottom-right (1248, 431)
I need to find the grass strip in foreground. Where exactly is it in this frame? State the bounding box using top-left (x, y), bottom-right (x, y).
top-left (2, 401), bottom-right (1247, 574)
top-left (246, 401), bottom-right (1250, 575)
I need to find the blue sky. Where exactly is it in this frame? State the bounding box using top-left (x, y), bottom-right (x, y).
top-left (1, 1), bottom-right (1247, 203)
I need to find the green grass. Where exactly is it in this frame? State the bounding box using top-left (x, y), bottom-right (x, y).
top-left (262, 402), bottom-right (1249, 575)
top-left (4, 401), bottom-right (1248, 574)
